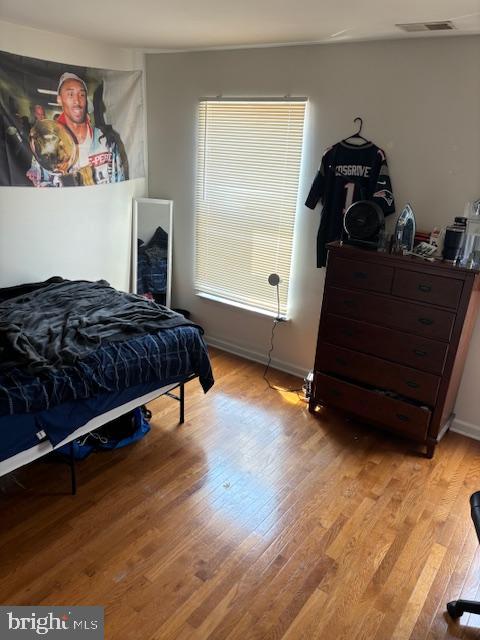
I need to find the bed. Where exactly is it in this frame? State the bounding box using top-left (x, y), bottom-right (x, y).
top-left (0, 277), bottom-right (214, 491)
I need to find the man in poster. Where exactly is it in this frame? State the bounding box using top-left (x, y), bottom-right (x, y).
top-left (27, 72), bottom-right (125, 187)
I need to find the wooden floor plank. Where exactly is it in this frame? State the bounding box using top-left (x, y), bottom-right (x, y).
top-left (1, 347), bottom-right (480, 639)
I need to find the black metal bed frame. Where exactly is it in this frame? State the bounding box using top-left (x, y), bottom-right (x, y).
top-left (66, 376), bottom-right (193, 495)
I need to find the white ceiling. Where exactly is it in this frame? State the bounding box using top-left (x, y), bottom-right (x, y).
top-left (1, 0), bottom-right (479, 50)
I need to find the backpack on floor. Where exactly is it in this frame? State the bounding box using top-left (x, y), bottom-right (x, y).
top-left (57, 406), bottom-right (151, 460)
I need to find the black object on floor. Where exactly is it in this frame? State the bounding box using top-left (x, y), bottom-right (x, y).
top-left (447, 492), bottom-right (480, 618)
top-left (58, 379), bottom-right (191, 495)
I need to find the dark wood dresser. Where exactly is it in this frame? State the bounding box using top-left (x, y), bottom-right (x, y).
top-left (309, 242), bottom-right (480, 457)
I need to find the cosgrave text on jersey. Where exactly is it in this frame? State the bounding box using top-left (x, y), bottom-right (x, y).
top-left (335, 165), bottom-right (371, 178)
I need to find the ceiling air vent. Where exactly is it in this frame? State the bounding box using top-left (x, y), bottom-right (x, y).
top-left (396, 21), bottom-right (455, 33)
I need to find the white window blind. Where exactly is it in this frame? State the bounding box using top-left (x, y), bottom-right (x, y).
top-left (194, 99), bottom-right (306, 316)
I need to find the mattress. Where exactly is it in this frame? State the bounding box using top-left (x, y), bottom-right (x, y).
top-left (0, 381), bottom-right (178, 477)
top-left (0, 377), bottom-right (189, 464)
top-left (0, 325), bottom-right (213, 417)
top-left (0, 279), bottom-right (214, 473)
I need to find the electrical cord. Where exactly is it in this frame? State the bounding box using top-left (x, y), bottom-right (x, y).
top-left (262, 318), bottom-right (281, 390)
top-left (262, 286), bottom-right (304, 396)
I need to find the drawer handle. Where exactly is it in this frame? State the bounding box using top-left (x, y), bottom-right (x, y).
top-left (343, 299), bottom-right (357, 307)
top-left (396, 413), bottom-right (410, 422)
top-left (413, 349), bottom-right (427, 357)
top-left (405, 380), bottom-right (420, 389)
top-left (341, 328), bottom-right (354, 337)
top-left (418, 317), bottom-right (434, 326)
top-left (335, 357), bottom-right (347, 366)
top-left (418, 284), bottom-right (432, 293)
top-left (354, 271), bottom-right (367, 280)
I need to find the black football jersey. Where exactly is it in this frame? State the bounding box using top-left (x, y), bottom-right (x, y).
top-left (305, 141), bottom-right (395, 267)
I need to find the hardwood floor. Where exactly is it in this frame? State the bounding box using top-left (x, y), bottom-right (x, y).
top-left (1, 347), bottom-right (480, 639)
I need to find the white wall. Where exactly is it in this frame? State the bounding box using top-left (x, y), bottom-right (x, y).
top-left (145, 36), bottom-right (480, 429)
top-left (0, 20), bottom-right (147, 291)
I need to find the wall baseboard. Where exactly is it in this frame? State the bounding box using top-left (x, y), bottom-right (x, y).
top-left (451, 418), bottom-right (480, 442)
top-left (205, 335), bottom-right (308, 379)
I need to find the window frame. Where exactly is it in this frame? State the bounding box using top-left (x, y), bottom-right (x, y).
top-left (194, 97), bottom-right (307, 318)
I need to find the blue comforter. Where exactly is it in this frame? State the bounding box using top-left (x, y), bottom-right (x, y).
top-left (0, 325), bottom-right (213, 417)
top-left (0, 279), bottom-right (214, 464)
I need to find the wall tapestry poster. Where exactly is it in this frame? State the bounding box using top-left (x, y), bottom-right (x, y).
top-left (0, 50), bottom-right (145, 187)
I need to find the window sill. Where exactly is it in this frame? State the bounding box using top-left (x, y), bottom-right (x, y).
top-left (196, 292), bottom-right (288, 321)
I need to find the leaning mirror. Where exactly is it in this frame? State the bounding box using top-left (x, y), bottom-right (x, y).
top-left (132, 198), bottom-right (173, 308)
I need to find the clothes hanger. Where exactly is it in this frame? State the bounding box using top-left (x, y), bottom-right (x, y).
top-left (342, 117), bottom-right (370, 145)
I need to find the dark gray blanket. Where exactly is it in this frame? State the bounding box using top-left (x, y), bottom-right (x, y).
top-left (0, 279), bottom-right (196, 374)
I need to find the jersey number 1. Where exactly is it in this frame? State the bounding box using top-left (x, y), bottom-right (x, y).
top-left (343, 182), bottom-right (355, 214)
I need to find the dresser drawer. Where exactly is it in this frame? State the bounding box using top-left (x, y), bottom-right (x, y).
top-left (324, 314), bottom-right (449, 375)
top-left (317, 343), bottom-right (440, 405)
top-left (328, 256), bottom-right (393, 294)
top-left (392, 269), bottom-right (463, 309)
top-left (326, 287), bottom-right (456, 341)
top-left (314, 373), bottom-right (431, 441)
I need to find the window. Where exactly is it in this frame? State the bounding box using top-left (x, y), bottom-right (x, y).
top-left (194, 99), bottom-right (306, 317)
